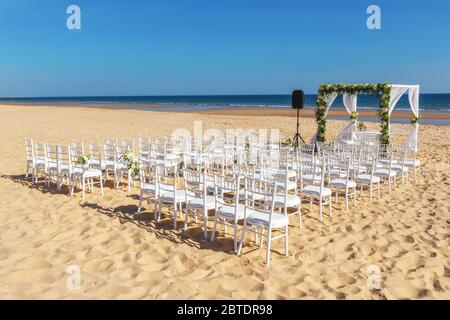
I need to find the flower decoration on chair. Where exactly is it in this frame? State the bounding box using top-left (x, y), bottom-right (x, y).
top-left (315, 83), bottom-right (392, 145)
top-left (120, 150), bottom-right (140, 179)
top-left (75, 154), bottom-right (91, 166)
top-left (350, 112), bottom-right (359, 121)
top-left (410, 115), bottom-right (421, 125)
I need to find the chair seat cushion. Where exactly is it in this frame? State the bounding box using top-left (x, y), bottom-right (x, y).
top-left (302, 185), bottom-right (332, 197)
top-left (239, 190), bottom-right (265, 201)
top-left (375, 169), bottom-right (397, 177)
top-left (269, 194), bottom-right (301, 207)
top-left (217, 204), bottom-right (247, 220)
top-left (246, 210), bottom-right (289, 228)
top-left (187, 195), bottom-right (216, 210)
top-left (355, 174), bottom-right (381, 184)
top-left (330, 179), bottom-right (357, 189)
top-left (74, 168), bottom-right (102, 178)
top-left (272, 169), bottom-right (297, 179)
top-left (330, 171), bottom-right (349, 179)
top-left (160, 190), bottom-right (192, 203)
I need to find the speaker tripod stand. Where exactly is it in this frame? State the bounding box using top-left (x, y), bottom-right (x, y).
top-left (294, 106), bottom-right (305, 147)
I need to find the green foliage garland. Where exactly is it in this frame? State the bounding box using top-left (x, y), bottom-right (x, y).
top-left (315, 83), bottom-right (392, 145)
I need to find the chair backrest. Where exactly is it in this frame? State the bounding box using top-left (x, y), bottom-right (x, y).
top-left (243, 177), bottom-right (277, 226)
top-left (183, 168), bottom-right (208, 200)
top-left (138, 137), bottom-right (151, 158)
top-left (33, 141), bottom-right (46, 163)
top-left (68, 144), bottom-right (84, 172)
top-left (71, 140), bottom-right (85, 154)
top-left (157, 163), bottom-right (178, 197)
top-left (45, 143), bottom-right (58, 168)
top-left (393, 146), bottom-right (407, 169)
top-left (115, 144), bottom-right (134, 171)
top-left (88, 143), bottom-right (102, 169)
top-left (24, 138), bottom-right (34, 161)
top-left (56, 145), bottom-right (70, 173)
top-left (120, 138), bottom-right (134, 153)
top-left (378, 144), bottom-right (394, 173)
top-left (299, 143), bottom-right (315, 158)
top-left (140, 156), bottom-right (159, 187)
top-left (214, 174), bottom-right (241, 222)
top-left (103, 142), bottom-right (115, 163)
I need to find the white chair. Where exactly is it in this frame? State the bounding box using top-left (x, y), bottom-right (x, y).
top-left (297, 151), bottom-right (322, 191)
top-left (355, 154), bottom-right (381, 202)
top-left (55, 145), bottom-right (72, 192)
top-left (69, 145), bottom-right (104, 200)
top-left (237, 178), bottom-right (289, 266)
top-left (32, 141), bottom-right (46, 183)
top-left (330, 158), bottom-right (357, 210)
top-left (270, 168), bottom-right (302, 228)
top-left (24, 138), bottom-right (34, 179)
top-left (44, 143), bottom-right (59, 188)
top-left (211, 174), bottom-right (246, 252)
top-left (138, 137), bottom-right (151, 163)
top-left (183, 169), bottom-right (216, 239)
top-left (88, 143), bottom-right (103, 171)
top-left (374, 145), bottom-right (398, 194)
top-left (156, 164), bottom-right (187, 229)
top-left (404, 148), bottom-right (421, 182)
top-left (103, 141), bottom-right (116, 182)
top-left (137, 159), bottom-right (160, 219)
top-left (391, 147), bottom-right (409, 187)
top-left (301, 161), bottom-right (333, 221)
top-left (114, 145), bottom-right (133, 192)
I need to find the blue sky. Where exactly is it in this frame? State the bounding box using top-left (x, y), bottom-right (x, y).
top-left (0, 0), bottom-right (449, 96)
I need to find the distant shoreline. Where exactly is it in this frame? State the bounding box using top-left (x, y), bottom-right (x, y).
top-left (2, 102), bottom-right (450, 120)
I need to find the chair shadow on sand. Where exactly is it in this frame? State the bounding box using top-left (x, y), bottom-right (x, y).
top-left (80, 201), bottom-right (242, 254)
top-left (3, 173), bottom-right (330, 257)
top-left (3, 174), bottom-right (237, 253)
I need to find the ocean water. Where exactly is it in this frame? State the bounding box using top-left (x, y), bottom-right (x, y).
top-left (1, 94), bottom-right (450, 112)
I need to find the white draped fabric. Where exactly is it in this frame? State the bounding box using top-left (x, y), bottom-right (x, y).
top-left (340, 93), bottom-right (358, 141)
top-left (404, 86), bottom-right (420, 152)
top-left (389, 86), bottom-right (409, 115)
top-left (310, 93), bottom-right (338, 144)
top-left (335, 122), bottom-right (355, 142)
top-left (323, 92), bottom-right (339, 118)
top-left (343, 93), bottom-right (358, 115)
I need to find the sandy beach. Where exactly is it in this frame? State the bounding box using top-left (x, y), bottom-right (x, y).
top-left (0, 104), bottom-right (449, 300)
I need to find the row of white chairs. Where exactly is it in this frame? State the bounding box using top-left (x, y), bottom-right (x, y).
top-left (24, 136), bottom-right (421, 265)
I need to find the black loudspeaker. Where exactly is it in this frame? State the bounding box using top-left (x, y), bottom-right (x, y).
top-left (291, 90), bottom-right (305, 145)
top-left (292, 90), bottom-right (305, 109)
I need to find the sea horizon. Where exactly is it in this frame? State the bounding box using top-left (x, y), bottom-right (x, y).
top-left (1, 93), bottom-right (450, 113)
